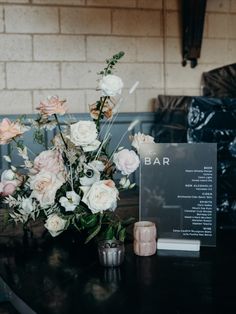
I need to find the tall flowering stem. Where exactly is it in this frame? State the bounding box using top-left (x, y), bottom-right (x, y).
top-left (54, 114), bottom-right (68, 150)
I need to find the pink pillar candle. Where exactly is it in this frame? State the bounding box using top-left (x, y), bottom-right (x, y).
top-left (133, 221), bottom-right (157, 256)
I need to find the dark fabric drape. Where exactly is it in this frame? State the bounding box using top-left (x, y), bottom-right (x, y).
top-left (202, 63), bottom-right (236, 98)
top-left (154, 95), bottom-right (192, 142)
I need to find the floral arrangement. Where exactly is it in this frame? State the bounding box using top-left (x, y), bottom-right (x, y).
top-left (0, 52), bottom-right (155, 243)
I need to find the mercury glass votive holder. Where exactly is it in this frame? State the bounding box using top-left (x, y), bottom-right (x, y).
top-left (98, 240), bottom-right (125, 267)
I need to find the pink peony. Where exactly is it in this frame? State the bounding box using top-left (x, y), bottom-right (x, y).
top-left (0, 118), bottom-right (28, 145)
top-left (31, 150), bottom-right (65, 176)
top-left (37, 96), bottom-right (68, 116)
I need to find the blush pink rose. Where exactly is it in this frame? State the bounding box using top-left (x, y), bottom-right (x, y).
top-left (0, 118), bottom-right (28, 145)
top-left (113, 149), bottom-right (140, 176)
top-left (0, 170), bottom-right (22, 196)
top-left (30, 170), bottom-right (65, 207)
top-left (37, 96), bottom-right (68, 116)
top-left (31, 150), bottom-right (65, 176)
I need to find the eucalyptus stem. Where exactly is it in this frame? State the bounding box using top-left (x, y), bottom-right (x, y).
top-left (54, 114), bottom-right (68, 150)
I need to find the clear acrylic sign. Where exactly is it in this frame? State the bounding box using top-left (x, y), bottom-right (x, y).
top-left (139, 143), bottom-right (217, 246)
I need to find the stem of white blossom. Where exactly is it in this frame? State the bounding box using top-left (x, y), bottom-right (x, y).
top-left (69, 163), bottom-right (74, 191)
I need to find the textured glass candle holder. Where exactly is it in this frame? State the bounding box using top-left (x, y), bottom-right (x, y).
top-left (98, 240), bottom-right (125, 267)
top-left (133, 221), bottom-right (157, 256)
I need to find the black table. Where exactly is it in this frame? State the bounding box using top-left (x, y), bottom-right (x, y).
top-left (1, 197), bottom-right (236, 314)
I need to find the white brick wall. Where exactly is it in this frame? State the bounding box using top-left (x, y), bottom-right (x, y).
top-left (0, 0), bottom-right (235, 115)
top-left (112, 9), bottom-right (161, 36)
top-left (0, 35), bottom-right (32, 60)
top-left (5, 6), bottom-right (59, 33)
top-left (87, 36), bottom-right (136, 62)
top-left (0, 7), bottom-right (3, 32)
top-left (33, 90), bottom-right (86, 113)
top-left (0, 63), bottom-right (5, 89)
top-left (33, 35), bottom-right (86, 61)
top-left (60, 8), bottom-right (111, 34)
top-left (0, 91), bottom-right (32, 114)
top-left (6, 62), bottom-right (60, 89)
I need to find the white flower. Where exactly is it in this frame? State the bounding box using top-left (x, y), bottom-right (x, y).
top-left (81, 180), bottom-right (118, 214)
top-left (90, 160), bottom-right (105, 172)
top-left (21, 198), bottom-right (34, 213)
top-left (69, 121), bottom-right (100, 152)
top-left (30, 171), bottom-right (65, 207)
top-left (98, 75), bottom-right (124, 97)
top-left (80, 160), bottom-right (104, 186)
top-left (80, 163), bottom-right (101, 186)
top-left (119, 177), bottom-right (130, 189)
top-left (44, 214), bottom-right (67, 237)
top-left (1, 169), bottom-right (15, 181)
top-left (131, 132), bottom-right (155, 153)
top-left (113, 149), bottom-right (140, 176)
top-left (59, 191), bottom-right (81, 212)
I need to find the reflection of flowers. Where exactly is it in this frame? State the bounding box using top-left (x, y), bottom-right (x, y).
top-left (188, 105), bottom-right (202, 127)
top-left (229, 138), bottom-right (236, 158)
top-left (85, 278), bottom-right (118, 302)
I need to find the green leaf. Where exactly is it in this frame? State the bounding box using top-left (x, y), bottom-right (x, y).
top-left (122, 217), bottom-right (135, 227)
top-left (81, 214), bottom-right (98, 228)
top-left (118, 227), bottom-right (126, 242)
top-left (104, 225), bottom-right (114, 240)
top-left (85, 224), bottom-right (101, 244)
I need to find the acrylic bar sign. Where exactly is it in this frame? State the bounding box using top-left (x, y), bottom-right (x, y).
top-left (139, 143), bottom-right (217, 246)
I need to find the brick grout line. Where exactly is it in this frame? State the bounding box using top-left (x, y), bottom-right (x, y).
top-left (57, 7), bottom-right (62, 34)
top-left (3, 61), bottom-right (6, 90)
top-left (31, 34), bottom-right (34, 61)
top-left (59, 62), bottom-right (62, 89)
top-left (31, 90), bottom-right (34, 113)
top-left (84, 35), bottom-right (87, 62)
top-left (110, 8), bottom-right (113, 34)
top-left (2, 5), bottom-right (5, 33)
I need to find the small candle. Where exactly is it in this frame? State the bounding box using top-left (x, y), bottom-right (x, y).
top-left (133, 221), bottom-right (157, 256)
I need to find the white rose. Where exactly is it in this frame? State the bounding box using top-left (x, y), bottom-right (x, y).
top-left (44, 214), bottom-right (67, 237)
top-left (59, 191), bottom-right (80, 212)
top-left (81, 180), bottom-right (118, 214)
top-left (98, 75), bottom-right (124, 97)
top-left (69, 121), bottom-right (100, 152)
top-left (30, 171), bottom-right (65, 207)
top-left (131, 132), bottom-right (155, 153)
top-left (113, 149), bottom-right (140, 176)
